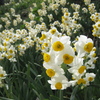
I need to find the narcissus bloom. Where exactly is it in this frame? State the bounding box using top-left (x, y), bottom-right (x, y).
top-left (55, 45), bottom-right (75, 65)
top-left (69, 74), bottom-right (86, 86)
top-left (46, 67), bottom-right (65, 78)
top-left (43, 49), bottom-right (56, 65)
top-left (51, 35), bottom-right (71, 52)
top-left (48, 75), bottom-right (70, 90)
top-left (52, 41), bottom-right (64, 51)
top-left (84, 50), bottom-right (98, 69)
top-left (44, 64), bottom-right (65, 77)
top-left (85, 73), bottom-right (96, 82)
top-left (0, 66), bottom-right (7, 87)
top-left (74, 35), bottom-right (94, 57)
top-left (43, 53), bottom-right (50, 62)
top-left (68, 56), bottom-right (86, 76)
top-left (49, 27), bottom-right (59, 35)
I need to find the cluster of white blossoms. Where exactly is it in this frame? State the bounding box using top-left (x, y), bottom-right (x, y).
top-left (83, 0), bottom-right (100, 38)
top-left (84, 0), bottom-right (91, 5)
top-left (0, 0), bottom-right (99, 44)
top-left (0, 29), bottom-right (17, 62)
top-left (0, 0), bottom-right (99, 63)
top-left (61, 11), bottom-right (82, 35)
top-left (90, 13), bottom-right (100, 38)
top-left (0, 66), bottom-right (7, 87)
top-left (88, 3), bottom-right (96, 14)
top-left (42, 29), bottom-right (97, 90)
top-left (0, 28), bottom-right (35, 61)
top-left (71, 3), bottom-right (80, 12)
top-left (0, 8), bottom-right (22, 30)
top-left (39, 27), bottom-right (63, 53)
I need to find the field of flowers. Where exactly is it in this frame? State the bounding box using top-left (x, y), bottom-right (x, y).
top-left (0, 0), bottom-right (100, 100)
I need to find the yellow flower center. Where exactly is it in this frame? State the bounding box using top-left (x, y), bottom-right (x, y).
top-left (98, 24), bottom-right (100, 27)
top-left (93, 60), bottom-right (97, 63)
top-left (50, 29), bottom-right (56, 34)
top-left (95, 27), bottom-right (98, 31)
top-left (40, 34), bottom-right (46, 40)
top-left (0, 47), bottom-right (2, 51)
top-left (92, 30), bottom-right (95, 33)
top-left (46, 69), bottom-right (55, 77)
top-left (5, 38), bottom-right (10, 41)
top-left (4, 47), bottom-right (7, 51)
top-left (65, 13), bottom-right (69, 16)
top-left (93, 34), bottom-right (97, 37)
top-left (93, 48), bottom-right (96, 51)
top-left (84, 42), bottom-right (93, 53)
top-left (78, 66), bottom-right (86, 74)
top-left (93, 25), bottom-right (96, 28)
top-left (9, 49), bottom-right (13, 53)
top-left (63, 54), bottom-right (74, 64)
top-left (64, 17), bottom-right (68, 21)
top-left (55, 82), bottom-right (62, 89)
top-left (52, 41), bottom-right (64, 51)
top-left (92, 53), bottom-right (96, 57)
top-left (0, 74), bottom-right (4, 77)
top-left (7, 55), bottom-right (13, 59)
top-left (72, 77), bottom-right (75, 80)
top-left (74, 21), bottom-right (77, 24)
top-left (77, 78), bottom-right (86, 85)
top-left (42, 45), bottom-right (45, 50)
top-left (3, 42), bottom-right (7, 46)
top-left (88, 77), bottom-right (94, 81)
top-left (43, 43), bottom-right (48, 47)
top-left (43, 53), bottom-right (50, 62)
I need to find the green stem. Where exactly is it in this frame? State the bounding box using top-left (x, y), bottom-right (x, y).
top-left (59, 90), bottom-right (63, 100)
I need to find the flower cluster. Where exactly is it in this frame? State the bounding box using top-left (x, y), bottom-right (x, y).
top-left (0, 66), bottom-right (7, 87)
top-left (61, 11), bottom-right (82, 35)
top-left (0, 8), bottom-right (22, 30)
top-left (42, 30), bottom-right (97, 90)
top-left (0, 28), bottom-right (35, 61)
top-left (91, 13), bottom-right (100, 38)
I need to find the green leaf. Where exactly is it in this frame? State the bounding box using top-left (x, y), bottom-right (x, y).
top-left (49, 95), bottom-right (60, 100)
top-left (0, 97), bottom-right (13, 100)
top-left (70, 86), bottom-right (79, 100)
